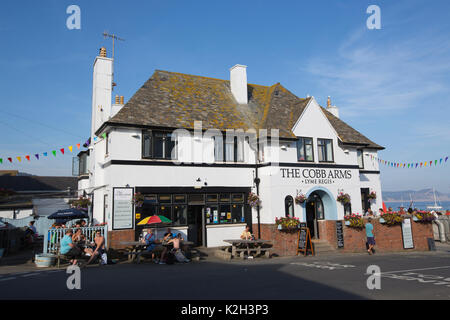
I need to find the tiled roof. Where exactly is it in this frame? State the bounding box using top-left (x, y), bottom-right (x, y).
top-left (105, 70), bottom-right (383, 148)
top-left (0, 176), bottom-right (77, 192)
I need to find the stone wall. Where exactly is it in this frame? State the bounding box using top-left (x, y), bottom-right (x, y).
top-left (254, 218), bottom-right (434, 256)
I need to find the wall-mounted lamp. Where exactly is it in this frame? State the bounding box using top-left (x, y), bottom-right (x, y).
top-left (126, 184), bottom-right (130, 187)
top-left (280, 145), bottom-right (287, 151)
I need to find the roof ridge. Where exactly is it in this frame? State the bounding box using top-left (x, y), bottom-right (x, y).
top-left (154, 69), bottom-right (272, 88)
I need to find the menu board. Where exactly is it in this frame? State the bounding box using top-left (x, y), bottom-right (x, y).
top-left (112, 188), bottom-right (134, 230)
top-left (336, 221), bottom-right (344, 249)
top-left (401, 218), bottom-right (414, 249)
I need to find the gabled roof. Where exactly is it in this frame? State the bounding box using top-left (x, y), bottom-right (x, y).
top-left (103, 70), bottom-right (383, 149)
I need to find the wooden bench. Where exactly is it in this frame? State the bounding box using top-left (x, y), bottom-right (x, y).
top-left (223, 240), bottom-right (274, 259)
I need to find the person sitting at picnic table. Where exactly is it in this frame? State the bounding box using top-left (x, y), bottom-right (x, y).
top-left (158, 232), bottom-right (174, 264)
top-left (60, 229), bottom-right (83, 266)
top-left (141, 228), bottom-right (160, 262)
top-left (72, 228), bottom-right (83, 242)
top-left (240, 226), bottom-right (254, 240)
top-left (86, 230), bottom-right (106, 265)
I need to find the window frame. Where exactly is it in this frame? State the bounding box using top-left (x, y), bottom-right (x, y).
top-left (317, 138), bottom-right (334, 163)
top-left (142, 130), bottom-right (177, 160)
top-left (284, 195), bottom-right (294, 217)
top-left (296, 136), bottom-right (314, 162)
top-left (357, 149), bottom-right (364, 169)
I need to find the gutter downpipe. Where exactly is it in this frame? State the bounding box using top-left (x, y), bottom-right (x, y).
top-left (255, 138), bottom-right (261, 240)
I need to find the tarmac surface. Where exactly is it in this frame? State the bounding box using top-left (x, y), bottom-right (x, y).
top-left (1, 244), bottom-right (450, 300)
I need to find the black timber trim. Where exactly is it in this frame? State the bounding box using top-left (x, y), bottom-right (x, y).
top-left (359, 170), bottom-right (381, 174)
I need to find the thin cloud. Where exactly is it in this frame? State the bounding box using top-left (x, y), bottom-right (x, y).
top-left (304, 29), bottom-right (450, 117)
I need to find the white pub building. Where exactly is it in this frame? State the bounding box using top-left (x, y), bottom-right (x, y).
top-left (77, 48), bottom-right (384, 249)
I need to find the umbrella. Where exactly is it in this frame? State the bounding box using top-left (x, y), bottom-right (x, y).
top-left (48, 208), bottom-right (89, 220)
top-left (137, 215), bottom-right (172, 225)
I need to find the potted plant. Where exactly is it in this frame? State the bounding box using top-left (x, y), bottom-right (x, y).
top-left (337, 192), bottom-right (351, 205)
top-left (69, 196), bottom-right (91, 211)
top-left (295, 193), bottom-right (306, 204)
top-left (412, 210), bottom-right (436, 223)
top-left (379, 211), bottom-right (404, 226)
top-left (368, 191), bottom-right (377, 202)
top-left (247, 192), bottom-right (261, 208)
top-left (132, 192), bottom-right (145, 207)
top-left (343, 213), bottom-right (364, 229)
top-left (275, 216), bottom-right (300, 232)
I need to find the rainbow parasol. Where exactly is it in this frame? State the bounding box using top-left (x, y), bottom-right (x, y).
top-left (137, 215), bottom-right (172, 225)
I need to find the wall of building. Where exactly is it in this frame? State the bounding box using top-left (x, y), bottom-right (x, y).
top-left (254, 218), bottom-right (434, 256)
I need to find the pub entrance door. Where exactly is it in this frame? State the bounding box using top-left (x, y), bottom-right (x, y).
top-left (187, 205), bottom-right (205, 247)
top-left (306, 192), bottom-right (324, 239)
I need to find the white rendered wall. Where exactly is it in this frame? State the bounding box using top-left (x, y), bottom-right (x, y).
top-left (206, 224), bottom-right (247, 247)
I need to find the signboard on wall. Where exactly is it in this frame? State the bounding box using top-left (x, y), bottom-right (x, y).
top-left (401, 218), bottom-right (414, 249)
top-left (336, 221), bottom-right (344, 248)
top-left (112, 187), bottom-right (134, 230)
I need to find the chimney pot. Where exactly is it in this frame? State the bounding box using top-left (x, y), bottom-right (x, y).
top-left (99, 47), bottom-right (107, 57)
top-left (115, 95), bottom-right (120, 104)
top-left (120, 96), bottom-right (124, 104)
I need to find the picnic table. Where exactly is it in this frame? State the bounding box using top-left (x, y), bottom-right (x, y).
top-left (223, 239), bottom-right (273, 259)
top-left (120, 240), bottom-right (194, 263)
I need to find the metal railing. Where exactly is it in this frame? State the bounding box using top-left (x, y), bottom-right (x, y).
top-left (43, 225), bottom-right (108, 254)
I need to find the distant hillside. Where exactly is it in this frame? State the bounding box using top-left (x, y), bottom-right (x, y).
top-left (383, 188), bottom-right (450, 202)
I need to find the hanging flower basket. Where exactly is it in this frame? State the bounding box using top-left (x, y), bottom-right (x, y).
top-left (69, 196), bottom-right (91, 212)
top-left (337, 192), bottom-right (351, 205)
top-left (295, 193), bottom-right (306, 204)
top-left (247, 192), bottom-right (261, 208)
top-left (275, 216), bottom-right (300, 232)
top-left (368, 191), bottom-right (377, 202)
top-left (133, 192), bottom-right (145, 208)
top-left (343, 213), bottom-right (364, 229)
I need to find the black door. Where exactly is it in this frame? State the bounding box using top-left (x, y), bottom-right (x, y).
top-left (361, 188), bottom-right (370, 213)
top-left (187, 206), bottom-right (203, 246)
top-left (306, 200), bottom-right (317, 239)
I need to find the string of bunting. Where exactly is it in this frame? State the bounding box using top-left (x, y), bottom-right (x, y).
top-left (0, 133), bottom-right (107, 164)
top-left (366, 154), bottom-right (449, 169)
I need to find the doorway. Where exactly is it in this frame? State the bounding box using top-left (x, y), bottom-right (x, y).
top-left (305, 192), bottom-right (324, 239)
top-left (187, 205), bottom-right (205, 247)
top-left (361, 188), bottom-right (370, 214)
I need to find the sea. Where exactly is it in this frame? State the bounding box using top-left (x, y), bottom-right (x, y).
top-left (384, 201), bottom-right (450, 212)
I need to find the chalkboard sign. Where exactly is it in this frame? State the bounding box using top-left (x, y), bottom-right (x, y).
top-left (297, 227), bottom-right (314, 256)
top-left (427, 237), bottom-right (436, 251)
top-left (401, 218), bottom-right (414, 249)
top-left (298, 228), bottom-right (307, 250)
top-left (336, 221), bottom-right (344, 249)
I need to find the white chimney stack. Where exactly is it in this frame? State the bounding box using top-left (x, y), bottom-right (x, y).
top-left (326, 96), bottom-right (340, 118)
top-left (230, 64), bottom-right (248, 104)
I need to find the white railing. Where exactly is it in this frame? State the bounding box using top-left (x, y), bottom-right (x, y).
top-left (43, 225), bottom-right (108, 254)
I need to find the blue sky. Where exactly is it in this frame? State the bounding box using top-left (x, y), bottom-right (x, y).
top-left (0, 0), bottom-right (449, 192)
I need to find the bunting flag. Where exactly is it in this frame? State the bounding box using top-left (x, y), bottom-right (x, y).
top-left (366, 154), bottom-right (449, 169)
top-left (0, 137), bottom-right (108, 165)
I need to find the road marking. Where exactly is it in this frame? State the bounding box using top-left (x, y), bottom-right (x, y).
top-left (290, 262), bottom-right (356, 270)
top-left (379, 266), bottom-right (450, 275)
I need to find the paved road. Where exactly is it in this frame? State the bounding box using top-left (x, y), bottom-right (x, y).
top-left (1, 249), bottom-right (450, 300)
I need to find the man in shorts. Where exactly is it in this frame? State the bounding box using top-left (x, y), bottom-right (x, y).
top-left (365, 218), bottom-right (376, 255)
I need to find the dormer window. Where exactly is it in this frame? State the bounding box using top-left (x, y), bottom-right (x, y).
top-left (317, 138), bottom-right (334, 162)
top-left (296, 137), bottom-right (314, 162)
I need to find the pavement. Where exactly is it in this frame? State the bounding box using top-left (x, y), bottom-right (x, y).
top-left (1, 244), bottom-right (450, 300)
